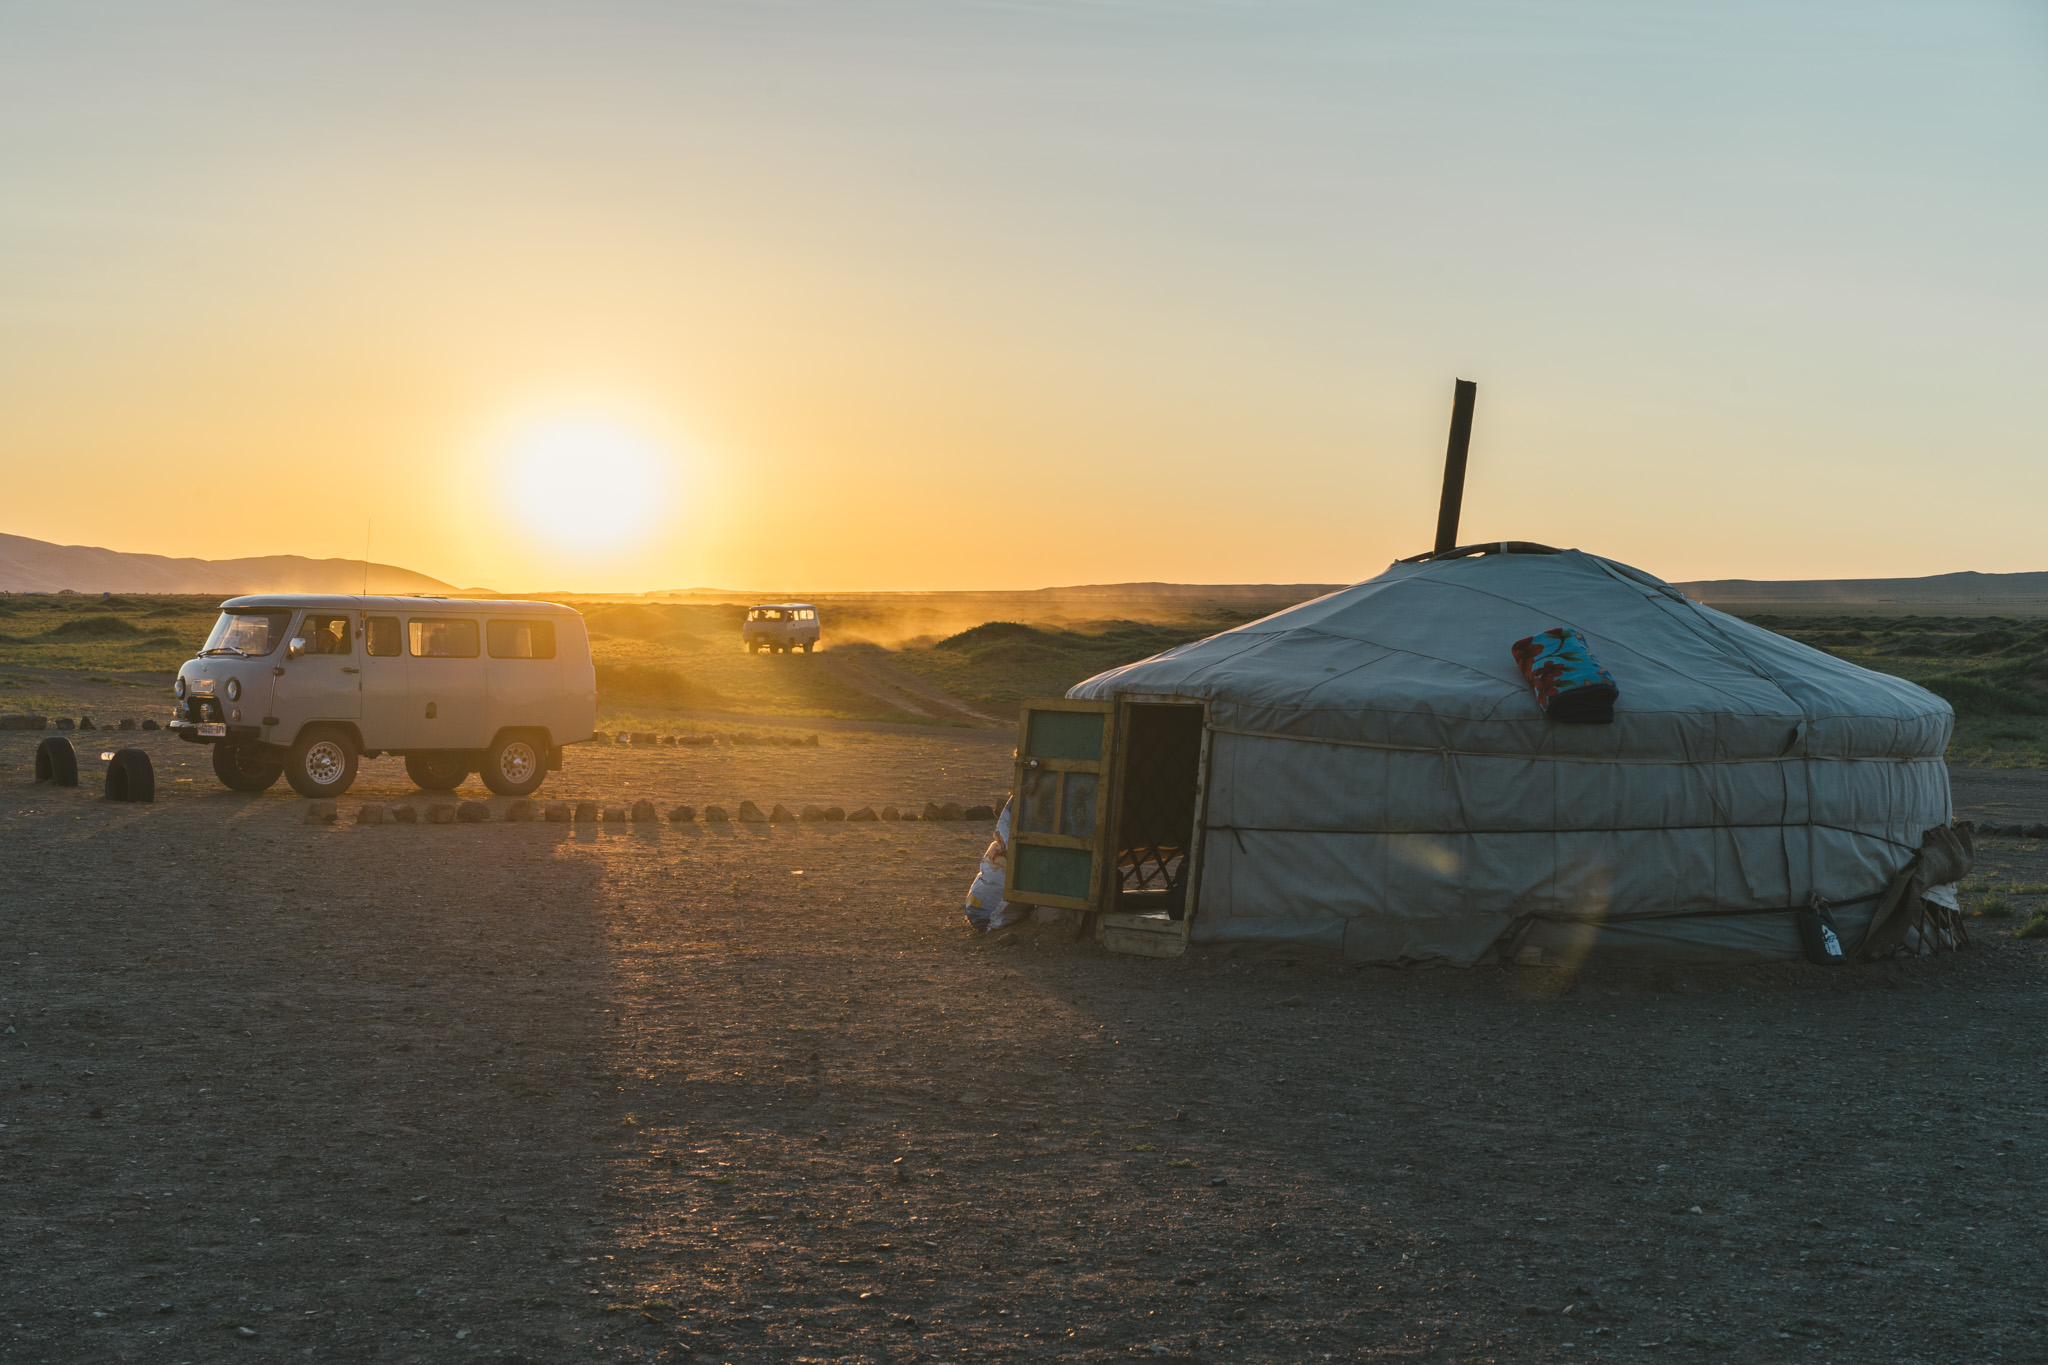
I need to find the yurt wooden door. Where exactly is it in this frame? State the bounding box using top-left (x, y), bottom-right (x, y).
top-left (1007, 700), bottom-right (1115, 913)
top-left (1008, 697), bottom-right (1205, 958)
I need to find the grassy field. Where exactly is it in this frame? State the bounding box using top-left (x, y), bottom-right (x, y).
top-left (0, 590), bottom-right (1310, 730)
top-left (6, 589), bottom-right (2048, 765)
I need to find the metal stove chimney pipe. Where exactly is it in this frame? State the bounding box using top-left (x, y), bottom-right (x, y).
top-left (1432, 379), bottom-right (1477, 557)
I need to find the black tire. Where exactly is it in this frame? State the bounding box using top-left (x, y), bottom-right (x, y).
top-left (480, 732), bottom-right (547, 797)
top-left (284, 727), bottom-right (359, 798)
top-left (747, 640), bottom-right (760, 654)
top-left (104, 748), bottom-right (155, 803)
top-left (212, 742), bottom-right (284, 792)
top-left (404, 751), bottom-right (471, 791)
top-left (34, 736), bottom-right (78, 787)
top-left (800, 641), bottom-right (813, 654)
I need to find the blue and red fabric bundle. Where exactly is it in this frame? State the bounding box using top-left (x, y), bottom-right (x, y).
top-left (1511, 626), bottom-right (1618, 724)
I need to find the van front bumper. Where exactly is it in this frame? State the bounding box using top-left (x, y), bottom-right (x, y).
top-left (169, 719), bottom-right (264, 744)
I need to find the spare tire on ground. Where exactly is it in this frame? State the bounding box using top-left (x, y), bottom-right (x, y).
top-left (103, 748), bottom-right (154, 802)
top-left (35, 736), bottom-right (78, 787)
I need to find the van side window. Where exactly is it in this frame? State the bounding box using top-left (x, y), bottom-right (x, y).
top-left (487, 620), bottom-right (557, 660)
top-left (303, 613), bottom-right (352, 655)
top-left (409, 618), bottom-right (480, 658)
top-left (366, 617), bottom-right (401, 657)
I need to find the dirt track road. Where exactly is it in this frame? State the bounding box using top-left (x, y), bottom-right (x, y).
top-left (2, 728), bottom-right (2046, 1364)
top-left (811, 649), bottom-right (1009, 729)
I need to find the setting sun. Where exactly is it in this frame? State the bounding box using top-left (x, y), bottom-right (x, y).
top-left (497, 414), bottom-right (678, 556)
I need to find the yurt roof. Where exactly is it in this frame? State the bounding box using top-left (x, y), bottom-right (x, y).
top-left (1069, 548), bottom-right (1949, 765)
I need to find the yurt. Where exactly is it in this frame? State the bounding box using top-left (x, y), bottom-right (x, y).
top-left (1003, 543), bottom-right (1972, 966)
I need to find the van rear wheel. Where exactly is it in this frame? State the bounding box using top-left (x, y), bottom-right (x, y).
top-left (284, 727), bottom-right (359, 798)
top-left (404, 751), bottom-right (471, 791)
top-left (212, 741), bottom-right (283, 792)
top-left (481, 733), bottom-right (547, 797)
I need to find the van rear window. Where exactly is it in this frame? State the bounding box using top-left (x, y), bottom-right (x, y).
top-left (487, 620), bottom-right (556, 659)
top-left (409, 618), bottom-right (480, 658)
top-left (366, 617), bottom-right (401, 657)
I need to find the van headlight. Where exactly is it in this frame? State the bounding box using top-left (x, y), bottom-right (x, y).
top-left (175, 676), bottom-right (187, 700)
top-left (225, 678), bottom-right (240, 702)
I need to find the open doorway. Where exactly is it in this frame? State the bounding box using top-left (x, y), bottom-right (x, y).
top-left (1108, 702), bottom-right (1206, 922)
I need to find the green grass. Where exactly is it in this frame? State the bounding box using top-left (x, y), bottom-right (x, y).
top-left (0, 593), bottom-right (214, 676)
top-left (2014, 910), bottom-right (2048, 940)
top-left (1973, 894), bottom-right (2013, 919)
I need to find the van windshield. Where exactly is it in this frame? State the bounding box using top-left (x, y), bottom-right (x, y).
top-left (201, 611), bottom-right (292, 657)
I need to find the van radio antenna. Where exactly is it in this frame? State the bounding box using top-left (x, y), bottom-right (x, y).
top-left (361, 518), bottom-right (372, 596)
top-left (1432, 379), bottom-right (1477, 556)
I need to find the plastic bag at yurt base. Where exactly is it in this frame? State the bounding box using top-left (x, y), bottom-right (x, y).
top-left (1511, 626), bottom-right (1619, 724)
top-left (964, 797), bottom-right (1028, 932)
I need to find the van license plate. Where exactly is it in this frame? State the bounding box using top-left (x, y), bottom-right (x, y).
top-left (198, 723), bottom-right (227, 737)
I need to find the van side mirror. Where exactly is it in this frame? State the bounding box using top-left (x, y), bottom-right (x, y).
top-left (287, 637), bottom-right (308, 659)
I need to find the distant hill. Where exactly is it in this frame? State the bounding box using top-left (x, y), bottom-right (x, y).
top-left (1674, 570), bottom-right (2048, 608)
top-left (0, 532), bottom-right (457, 595)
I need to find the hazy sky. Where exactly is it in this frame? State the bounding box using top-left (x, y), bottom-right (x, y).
top-left (2, 1), bottom-right (2043, 591)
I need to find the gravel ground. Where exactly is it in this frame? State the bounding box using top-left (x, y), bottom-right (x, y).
top-left (2, 726), bottom-right (2045, 1365)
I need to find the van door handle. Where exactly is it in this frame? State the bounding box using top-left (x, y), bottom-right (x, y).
top-left (341, 667), bottom-right (360, 674)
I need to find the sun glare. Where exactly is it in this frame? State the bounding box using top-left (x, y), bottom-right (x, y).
top-left (498, 415), bottom-right (676, 554)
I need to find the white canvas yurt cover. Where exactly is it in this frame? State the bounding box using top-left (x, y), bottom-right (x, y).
top-left (1061, 548), bottom-right (1969, 966)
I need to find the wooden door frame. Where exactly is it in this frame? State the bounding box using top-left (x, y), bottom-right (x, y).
top-left (1094, 694), bottom-right (1208, 959)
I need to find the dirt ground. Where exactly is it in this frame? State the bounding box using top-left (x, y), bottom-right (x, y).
top-left (3, 722), bottom-right (2045, 1365)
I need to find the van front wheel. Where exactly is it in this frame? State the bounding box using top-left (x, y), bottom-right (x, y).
top-left (482, 734), bottom-right (547, 797)
top-left (404, 751), bottom-right (471, 791)
top-left (285, 728), bottom-right (359, 798)
top-left (212, 742), bottom-right (283, 792)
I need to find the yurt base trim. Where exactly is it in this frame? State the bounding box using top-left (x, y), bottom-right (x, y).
top-left (1208, 821), bottom-right (1922, 849)
top-left (1206, 724), bottom-right (1946, 769)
